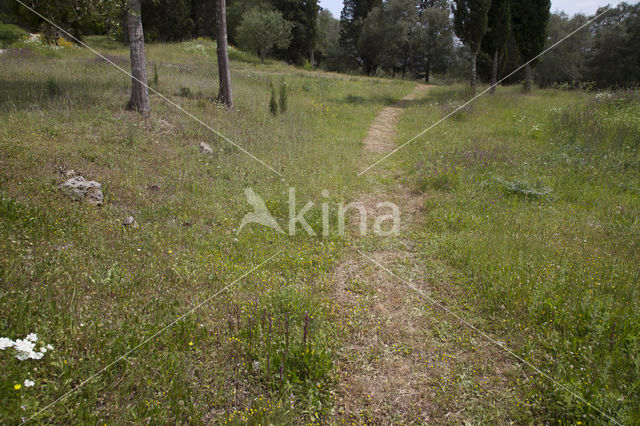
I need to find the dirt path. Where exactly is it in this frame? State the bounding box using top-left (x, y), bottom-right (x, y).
top-left (363, 85), bottom-right (431, 153)
top-left (331, 85), bottom-right (522, 423)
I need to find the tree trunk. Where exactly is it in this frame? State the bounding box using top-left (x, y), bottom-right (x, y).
top-left (470, 51), bottom-right (477, 96)
top-left (215, 0), bottom-right (233, 108)
top-left (524, 63), bottom-right (532, 92)
top-left (310, 49), bottom-right (315, 68)
top-left (424, 60), bottom-right (430, 83)
top-left (126, 0), bottom-right (150, 115)
top-left (490, 49), bottom-right (498, 94)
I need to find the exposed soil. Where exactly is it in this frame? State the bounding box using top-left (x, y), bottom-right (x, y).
top-left (331, 85), bottom-right (522, 423)
top-left (363, 85), bottom-right (431, 153)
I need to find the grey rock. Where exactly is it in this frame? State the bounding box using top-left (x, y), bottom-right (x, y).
top-left (59, 176), bottom-right (104, 206)
top-left (122, 216), bottom-right (137, 227)
top-left (199, 141), bottom-right (214, 154)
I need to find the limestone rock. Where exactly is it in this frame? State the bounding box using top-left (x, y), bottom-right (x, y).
top-left (122, 216), bottom-right (137, 227)
top-left (59, 176), bottom-right (103, 206)
top-left (199, 141), bottom-right (214, 154)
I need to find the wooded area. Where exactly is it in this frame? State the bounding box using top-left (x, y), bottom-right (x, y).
top-left (2, 0), bottom-right (639, 92)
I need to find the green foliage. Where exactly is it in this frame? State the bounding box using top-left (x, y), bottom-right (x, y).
top-left (481, 0), bottom-right (510, 57)
top-left (179, 86), bottom-right (192, 98)
top-left (236, 7), bottom-right (293, 63)
top-left (0, 36), bottom-right (415, 423)
top-left (452, 0), bottom-right (491, 92)
top-left (400, 85), bottom-right (640, 423)
top-left (357, 5), bottom-right (392, 74)
top-left (345, 94), bottom-right (364, 103)
top-left (511, 0), bottom-right (551, 64)
top-left (493, 177), bottom-right (551, 198)
top-left (533, 13), bottom-right (591, 88)
top-left (10, 0), bottom-right (123, 42)
top-left (278, 82), bottom-right (288, 113)
top-left (269, 82), bottom-right (278, 115)
top-left (586, 3), bottom-right (640, 88)
top-left (316, 9), bottom-right (342, 70)
top-left (270, 0), bottom-right (319, 64)
top-left (152, 63), bottom-right (159, 89)
top-left (233, 291), bottom-right (334, 412)
top-left (550, 92), bottom-right (640, 153)
top-left (45, 77), bottom-right (61, 97)
top-left (0, 22), bottom-right (27, 47)
top-left (416, 4), bottom-right (455, 82)
top-left (416, 163), bottom-right (461, 192)
top-left (141, 0), bottom-right (216, 41)
top-left (452, 0), bottom-right (491, 54)
top-left (339, 0), bottom-right (382, 72)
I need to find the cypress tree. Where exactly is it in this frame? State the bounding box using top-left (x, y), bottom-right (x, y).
top-left (481, 0), bottom-right (510, 93)
top-left (511, 0), bottom-right (551, 91)
top-left (339, 0), bottom-right (382, 73)
top-left (452, 0), bottom-right (492, 95)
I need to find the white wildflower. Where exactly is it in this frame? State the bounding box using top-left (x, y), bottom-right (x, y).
top-left (0, 337), bottom-right (14, 350)
top-left (23, 379), bottom-right (35, 387)
top-left (13, 338), bottom-right (44, 360)
top-left (16, 351), bottom-right (31, 361)
top-left (14, 339), bottom-right (36, 354)
top-left (2, 334), bottom-right (51, 360)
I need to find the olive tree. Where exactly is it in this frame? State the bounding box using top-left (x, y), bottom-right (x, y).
top-left (236, 8), bottom-right (293, 63)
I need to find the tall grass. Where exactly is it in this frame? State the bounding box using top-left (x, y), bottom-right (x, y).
top-left (399, 86), bottom-right (640, 423)
top-left (0, 36), bottom-right (415, 423)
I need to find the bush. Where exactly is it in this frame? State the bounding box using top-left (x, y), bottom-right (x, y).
top-left (179, 86), bottom-right (192, 98)
top-left (0, 23), bottom-right (28, 48)
top-left (551, 92), bottom-right (640, 151)
top-left (493, 177), bottom-right (551, 199)
top-left (269, 82), bottom-right (278, 116)
top-left (278, 82), bottom-right (287, 113)
top-left (45, 78), bottom-right (61, 98)
top-left (345, 94), bottom-right (365, 103)
top-left (415, 163), bottom-right (460, 192)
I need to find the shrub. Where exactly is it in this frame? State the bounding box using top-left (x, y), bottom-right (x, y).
top-left (345, 94), bottom-right (365, 103)
top-left (236, 8), bottom-right (293, 63)
top-left (269, 82), bottom-right (278, 116)
top-left (493, 177), bottom-right (551, 199)
top-left (45, 78), bottom-right (61, 98)
top-left (179, 86), bottom-right (192, 98)
top-left (550, 92), bottom-right (640, 151)
top-left (415, 163), bottom-right (460, 192)
top-left (0, 23), bottom-right (28, 48)
top-left (152, 63), bottom-right (159, 89)
top-left (278, 82), bottom-right (287, 113)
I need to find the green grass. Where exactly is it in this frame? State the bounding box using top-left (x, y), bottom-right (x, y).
top-left (395, 85), bottom-right (640, 423)
top-left (2, 34), bottom-right (639, 424)
top-left (0, 36), bottom-right (414, 423)
top-left (0, 22), bottom-right (28, 48)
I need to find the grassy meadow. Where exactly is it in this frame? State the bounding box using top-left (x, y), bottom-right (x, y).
top-left (393, 86), bottom-right (640, 423)
top-left (1, 35), bottom-right (639, 424)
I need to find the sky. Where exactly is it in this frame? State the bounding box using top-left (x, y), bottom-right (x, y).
top-left (318, 0), bottom-right (622, 19)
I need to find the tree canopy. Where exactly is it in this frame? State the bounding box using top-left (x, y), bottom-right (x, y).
top-left (236, 7), bottom-right (293, 62)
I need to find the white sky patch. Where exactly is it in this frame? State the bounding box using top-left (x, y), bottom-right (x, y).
top-left (318, 0), bottom-right (622, 19)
